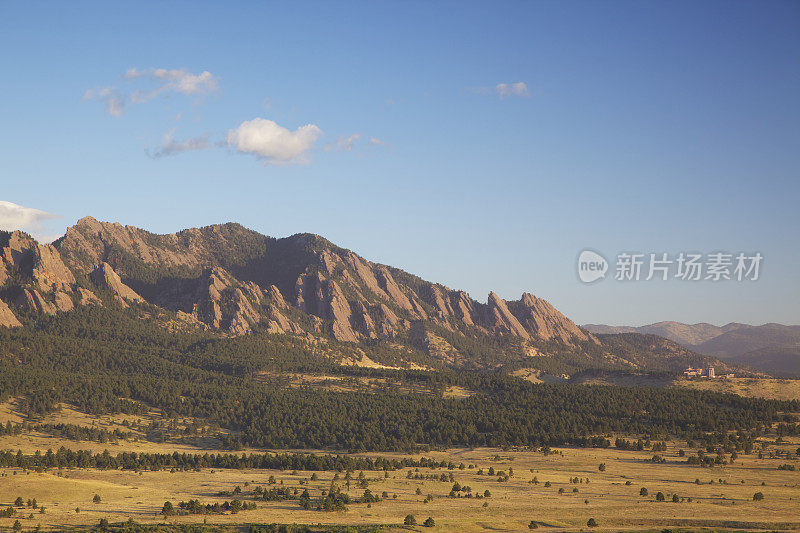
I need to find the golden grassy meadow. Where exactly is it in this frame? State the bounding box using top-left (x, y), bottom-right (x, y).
top-left (1, 386), bottom-right (799, 532)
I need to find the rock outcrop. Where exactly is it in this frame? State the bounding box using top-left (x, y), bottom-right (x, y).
top-left (77, 288), bottom-right (102, 306)
top-left (56, 216), bottom-right (205, 274)
top-left (1, 230), bottom-right (98, 315)
top-left (511, 293), bottom-right (598, 345)
top-left (425, 285), bottom-right (454, 318)
top-left (0, 299), bottom-right (22, 328)
top-left (32, 244), bottom-right (75, 292)
top-left (15, 288), bottom-right (57, 315)
top-left (296, 272), bottom-right (359, 342)
top-left (186, 267), bottom-right (265, 334)
top-left (486, 291), bottom-right (530, 339)
top-left (90, 262), bottom-right (145, 305)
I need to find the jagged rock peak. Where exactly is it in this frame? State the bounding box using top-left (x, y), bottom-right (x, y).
top-left (487, 291), bottom-right (531, 339)
top-left (511, 292), bottom-right (598, 345)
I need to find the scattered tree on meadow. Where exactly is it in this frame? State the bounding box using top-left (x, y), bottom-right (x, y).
top-left (161, 501), bottom-right (174, 516)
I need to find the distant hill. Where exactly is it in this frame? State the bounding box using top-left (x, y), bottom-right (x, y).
top-left (695, 324), bottom-right (800, 378)
top-left (595, 333), bottom-right (739, 374)
top-left (583, 321), bottom-right (746, 346)
top-left (584, 322), bottom-right (800, 377)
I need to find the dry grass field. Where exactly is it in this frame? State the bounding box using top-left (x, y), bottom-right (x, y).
top-left (1, 430), bottom-right (798, 532)
top-left (676, 378), bottom-right (800, 402)
top-left (252, 372), bottom-right (474, 398)
top-left (566, 375), bottom-right (800, 403)
top-left (2, 380), bottom-right (800, 533)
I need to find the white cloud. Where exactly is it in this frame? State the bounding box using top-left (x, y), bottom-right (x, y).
top-left (0, 201), bottom-right (61, 242)
top-left (124, 67), bottom-right (217, 95)
top-left (495, 81), bottom-right (529, 99)
top-left (85, 67), bottom-right (218, 116)
top-left (326, 133), bottom-right (361, 152)
top-left (368, 137), bottom-right (386, 146)
top-left (148, 129), bottom-right (209, 158)
top-left (227, 118), bottom-right (322, 165)
top-left (150, 68), bottom-right (217, 97)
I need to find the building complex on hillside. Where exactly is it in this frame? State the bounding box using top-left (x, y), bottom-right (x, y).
top-left (682, 366), bottom-right (730, 378)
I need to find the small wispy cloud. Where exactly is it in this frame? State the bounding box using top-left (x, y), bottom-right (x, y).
top-left (324, 134), bottom-right (388, 153)
top-left (125, 68), bottom-right (218, 101)
top-left (470, 81), bottom-right (530, 99)
top-left (226, 118), bottom-right (323, 165)
top-left (0, 200), bottom-right (61, 242)
top-left (325, 133), bottom-right (361, 152)
top-left (495, 81), bottom-right (529, 99)
top-left (148, 129), bottom-right (210, 158)
top-left (84, 67), bottom-right (218, 117)
top-left (83, 87), bottom-right (126, 117)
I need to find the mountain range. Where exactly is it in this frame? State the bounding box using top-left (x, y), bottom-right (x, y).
top-left (584, 322), bottom-right (800, 377)
top-left (0, 217), bottom-right (751, 376)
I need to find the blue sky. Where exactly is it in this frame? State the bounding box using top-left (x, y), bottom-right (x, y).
top-left (1, 1), bottom-right (798, 326)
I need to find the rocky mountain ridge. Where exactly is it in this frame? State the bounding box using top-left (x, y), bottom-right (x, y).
top-left (0, 218), bottom-right (597, 363)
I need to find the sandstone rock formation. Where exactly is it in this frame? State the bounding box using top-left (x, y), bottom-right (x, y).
top-left (0, 299), bottom-right (22, 328)
top-left (511, 293), bottom-right (597, 344)
top-left (1, 229), bottom-right (99, 316)
top-left (15, 288), bottom-right (57, 315)
top-left (32, 243), bottom-right (75, 292)
top-left (77, 288), bottom-right (102, 306)
top-left (486, 291), bottom-right (531, 339)
top-left (90, 262), bottom-right (144, 305)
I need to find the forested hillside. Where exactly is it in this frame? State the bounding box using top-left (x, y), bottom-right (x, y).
top-left (0, 306), bottom-right (794, 452)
